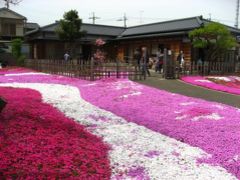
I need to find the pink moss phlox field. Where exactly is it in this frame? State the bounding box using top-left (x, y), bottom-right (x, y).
top-left (0, 67), bottom-right (34, 75)
top-left (0, 87), bottom-right (111, 179)
top-left (78, 80), bottom-right (240, 178)
top-left (1, 68), bottom-right (240, 178)
top-left (181, 76), bottom-right (240, 95)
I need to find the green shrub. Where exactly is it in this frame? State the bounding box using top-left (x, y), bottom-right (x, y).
top-left (17, 55), bottom-right (26, 66)
top-left (11, 39), bottom-right (22, 59)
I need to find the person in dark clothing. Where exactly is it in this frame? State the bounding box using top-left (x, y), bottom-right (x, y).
top-left (155, 48), bottom-right (164, 73)
top-left (177, 51), bottom-right (184, 65)
top-left (134, 48), bottom-right (141, 70)
top-left (141, 47), bottom-right (151, 79)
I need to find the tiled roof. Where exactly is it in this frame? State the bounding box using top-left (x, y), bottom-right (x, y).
top-left (120, 17), bottom-right (203, 37)
top-left (35, 22), bottom-right (125, 37)
top-left (0, 7), bottom-right (27, 20)
top-left (116, 16), bottom-right (240, 39)
top-left (25, 16), bottom-right (240, 40)
top-left (25, 23), bottom-right (40, 30)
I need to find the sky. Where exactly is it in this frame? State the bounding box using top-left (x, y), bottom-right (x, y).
top-left (0, 0), bottom-right (237, 27)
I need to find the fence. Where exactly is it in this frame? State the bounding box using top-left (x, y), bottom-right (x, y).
top-left (162, 49), bottom-right (239, 79)
top-left (176, 61), bottom-right (239, 78)
top-left (25, 59), bottom-right (142, 81)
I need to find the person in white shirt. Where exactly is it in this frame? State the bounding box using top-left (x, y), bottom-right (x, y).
top-left (64, 52), bottom-right (70, 61)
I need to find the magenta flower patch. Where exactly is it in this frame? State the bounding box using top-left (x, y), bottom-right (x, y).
top-left (181, 76), bottom-right (240, 95)
top-left (77, 79), bottom-right (240, 178)
top-left (0, 87), bottom-right (111, 179)
top-left (0, 68), bottom-right (239, 179)
top-left (0, 67), bottom-right (34, 75)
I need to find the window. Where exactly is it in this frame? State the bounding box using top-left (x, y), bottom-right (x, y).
top-left (2, 23), bottom-right (16, 36)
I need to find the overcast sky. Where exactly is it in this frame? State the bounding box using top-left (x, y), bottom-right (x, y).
top-left (0, 0), bottom-right (237, 27)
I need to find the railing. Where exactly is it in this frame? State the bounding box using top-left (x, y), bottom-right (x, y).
top-left (25, 59), bottom-right (142, 81)
top-left (177, 61), bottom-right (239, 78)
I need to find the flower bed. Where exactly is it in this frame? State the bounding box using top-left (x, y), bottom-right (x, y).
top-left (0, 87), bottom-right (111, 179)
top-left (0, 67), bottom-right (33, 75)
top-left (181, 76), bottom-right (240, 95)
top-left (0, 69), bottom-right (240, 179)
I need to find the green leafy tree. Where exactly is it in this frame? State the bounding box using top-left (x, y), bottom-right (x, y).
top-left (11, 38), bottom-right (22, 58)
top-left (189, 22), bottom-right (237, 62)
top-left (11, 38), bottom-right (25, 66)
top-left (56, 10), bottom-right (85, 56)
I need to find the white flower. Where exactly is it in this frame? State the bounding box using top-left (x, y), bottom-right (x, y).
top-left (176, 115), bottom-right (188, 120)
top-left (195, 80), bottom-right (213, 83)
top-left (4, 72), bottom-right (49, 76)
top-left (212, 105), bottom-right (225, 110)
top-left (180, 102), bottom-right (196, 106)
top-left (208, 77), bottom-right (231, 82)
top-left (120, 91), bottom-right (142, 98)
top-left (192, 113), bottom-right (223, 121)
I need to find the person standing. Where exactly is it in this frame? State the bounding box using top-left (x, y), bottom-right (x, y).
top-left (64, 52), bottom-right (70, 61)
top-left (133, 48), bottom-right (141, 70)
top-left (155, 48), bottom-right (164, 73)
top-left (141, 47), bottom-right (151, 79)
top-left (177, 50), bottom-right (185, 69)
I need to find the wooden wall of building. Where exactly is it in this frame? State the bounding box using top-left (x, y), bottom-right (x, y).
top-left (117, 37), bottom-right (192, 63)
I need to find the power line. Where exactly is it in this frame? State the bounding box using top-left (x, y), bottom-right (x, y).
top-left (89, 12), bottom-right (100, 24)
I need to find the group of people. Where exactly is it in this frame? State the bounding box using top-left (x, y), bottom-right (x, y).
top-left (134, 47), bottom-right (185, 79)
top-left (64, 48), bottom-right (185, 78)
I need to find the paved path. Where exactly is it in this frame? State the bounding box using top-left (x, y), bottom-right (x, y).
top-left (136, 71), bottom-right (240, 108)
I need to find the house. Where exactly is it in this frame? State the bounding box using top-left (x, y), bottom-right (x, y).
top-left (0, 7), bottom-right (27, 55)
top-left (116, 16), bottom-right (240, 63)
top-left (25, 22), bottom-right (40, 32)
top-left (0, 7), bottom-right (26, 41)
top-left (0, 7), bottom-right (36, 57)
top-left (25, 22), bottom-right (125, 60)
top-left (25, 16), bottom-right (240, 62)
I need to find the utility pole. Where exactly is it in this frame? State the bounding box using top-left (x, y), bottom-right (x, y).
top-left (89, 12), bottom-right (100, 24)
top-left (235, 0), bottom-right (240, 28)
top-left (117, 13), bottom-right (128, 28)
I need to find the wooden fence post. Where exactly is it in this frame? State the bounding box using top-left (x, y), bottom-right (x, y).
top-left (90, 57), bottom-right (94, 81)
top-left (163, 48), bottom-right (167, 79)
top-left (116, 59), bottom-right (120, 78)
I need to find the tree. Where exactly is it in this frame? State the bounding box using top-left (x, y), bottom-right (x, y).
top-left (189, 22), bottom-right (237, 62)
top-left (56, 10), bottom-right (85, 56)
top-left (3, 0), bottom-right (22, 9)
top-left (11, 38), bottom-right (22, 58)
top-left (11, 38), bottom-right (25, 66)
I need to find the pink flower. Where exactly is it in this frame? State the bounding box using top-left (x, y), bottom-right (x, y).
top-left (0, 87), bottom-right (111, 179)
top-left (95, 38), bottom-right (106, 46)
